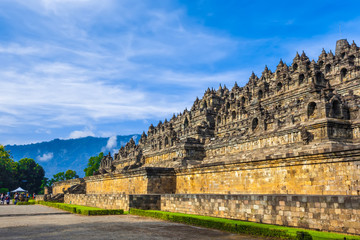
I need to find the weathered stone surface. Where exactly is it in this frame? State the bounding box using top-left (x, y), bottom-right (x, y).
top-left (64, 194), bottom-right (129, 210)
top-left (160, 194), bottom-right (360, 234)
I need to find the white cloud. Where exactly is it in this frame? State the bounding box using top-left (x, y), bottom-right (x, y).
top-left (37, 152), bottom-right (54, 162)
top-left (0, 1), bottom-right (240, 135)
top-left (0, 44), bottom-right (40, 55)
top-left (105, 136), bottom-right (117, 150)
top-left (35, 129), bottom-right (52, 134)
top-left (69, 129), bottom-right (95, 139)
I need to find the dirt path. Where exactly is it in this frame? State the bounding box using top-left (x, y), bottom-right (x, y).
top-left (0, 205), bottom-right (263, 240)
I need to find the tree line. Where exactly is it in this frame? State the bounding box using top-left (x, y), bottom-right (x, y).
top-left (0, 145), bottom-right (104, 194)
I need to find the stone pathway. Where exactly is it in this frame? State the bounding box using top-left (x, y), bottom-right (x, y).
top-left (0, 205), bottom-right (264, 240)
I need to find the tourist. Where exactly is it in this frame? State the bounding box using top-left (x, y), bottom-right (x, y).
top-left (0, 193), bottom-right (4, 204)
top-left (19, 194), bottom-right (24, 202)
top-left (14, 193), bottom-right (19, 205)
top-left (5, 194), bottom-right (10, 205)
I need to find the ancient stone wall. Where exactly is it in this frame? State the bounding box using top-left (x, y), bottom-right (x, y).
top-left (52, 178), bottom-right (83, 195)
top-left (161, 194), bottom-right (360, 235)
top-left (175, 148), bottom-right (360, 195)
top-left (64, 194), bottom-right (129, 210)
top-left (64, 194), bottom-right (160, 211)
top-left (129, 194), bottom-right (161, 210)
top-left (85, 168), bottom-right (176, 195)
top-left (35, 195), bottom-right (45, 201)
top-left (85, 174), bottom-right (148, 195)
top-left (63, 192), bottom-right (360, 235)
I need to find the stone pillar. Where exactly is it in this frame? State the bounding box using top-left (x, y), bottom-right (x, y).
top-left (335, 39), bottom-right (350, 56)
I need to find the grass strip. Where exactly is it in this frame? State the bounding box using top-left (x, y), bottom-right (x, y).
top-left (15, 201), bottom-right (36, 205)
top-left (36, 201), bottom-right (124, 216)
top-left (129, 209), bottom-right (360, 240)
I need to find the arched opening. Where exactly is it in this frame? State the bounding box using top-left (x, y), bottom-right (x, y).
top-left (258, 90), bottom-right (263, 100)
top-left (341, 52), bottom-right (346, 59)
top-left (293, 63), bottom-right (298, 71)
top-left (226, 102), bottom-right (230, 109)
top-left (318, 60), bottom-right (324, 67)
top-left (203, 101), bottom-right (207, 109)
top-left (162, 126), bottom-right (165, 132)
top-left (332, 100), bottom-right (341, 117)
top-left (308, 102), bottom-right (316, 118)
top-left (237, 101), bottom-right (240, 108)
top-left (299, 74), bottom-right (305, 85)
top-left (184, 118), bottom-right (189, 128)
top-left (159, 141), bottom-right (162, 150)
top-left (349, 55), bottom-right (355, 66)
top-left (340, 68), bottom-right (348, 81)
top-left (315, 72), bottom-right (322, 85)
top-left (231, 92), bottom-right (234, 99)
top-left (217, 116), bottom-right (221, 124)
top-left (344, 108), bottom-right (350, 120)
top-left (252, 118), bottom-right (258, 131)
top-left (232, 111), bottom-right (236, 120)
top-left (277, 82), bottom-right (282, 92)
top-left (241, 96), bottom-right (246, 105)
top-left (282, 74), bottom-right (287, 79)
top-left (325, 64), bottom-right (331, 74)
top-left (165, 137), bottom-right (169, 146)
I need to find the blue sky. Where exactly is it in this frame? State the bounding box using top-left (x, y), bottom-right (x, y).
top-left (0, 0), bottom-right (360, 145)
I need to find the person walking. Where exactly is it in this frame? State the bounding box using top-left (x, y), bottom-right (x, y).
top-left (14, 193), bottom-right (19, 205)
top-left (0, 193), bottom-right (4, 204)
top-left (5, 194), bottom-right (10, 205)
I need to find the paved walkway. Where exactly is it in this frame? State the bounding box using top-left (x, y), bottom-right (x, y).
top-left (0, 205), bottom-right (263, 240)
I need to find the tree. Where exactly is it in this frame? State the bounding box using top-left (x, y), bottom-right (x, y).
top-left (65, 170), bottom-right (79, 180)
top-left (0, 145), bottom-right (17, 191)
top-left (84, 152), bottom-right (103, 177)
top-left (47, 169), bottom-right (79, 187)
top-left (52, 172), bottom-right (65, 182)
top-left (1, 145), bottom-right (47, 194)
top-left (38, 177), bottom-right (49, 194)
top-left (16, 158), bottom-right (45, 194)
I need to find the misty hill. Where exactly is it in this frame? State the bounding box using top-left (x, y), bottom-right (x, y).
top-left (5, 134), bottom-right (140, 178)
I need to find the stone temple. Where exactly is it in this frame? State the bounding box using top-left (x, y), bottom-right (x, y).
top-left (49, 39), bottom-right (360, 235)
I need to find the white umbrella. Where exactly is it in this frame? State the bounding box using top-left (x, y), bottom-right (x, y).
top-left (11, 187), bottom-right (28, 192)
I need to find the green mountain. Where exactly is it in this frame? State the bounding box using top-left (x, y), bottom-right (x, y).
top-left (5, 135), bottom-right (140, 178)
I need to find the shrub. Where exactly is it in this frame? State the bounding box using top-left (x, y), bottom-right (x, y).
top-left (76, 208), bottom-right (124, 216)
top-left (16, 201), bottom-right (35, 205)
top-left (296, 231), bottom-right (313, 240)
